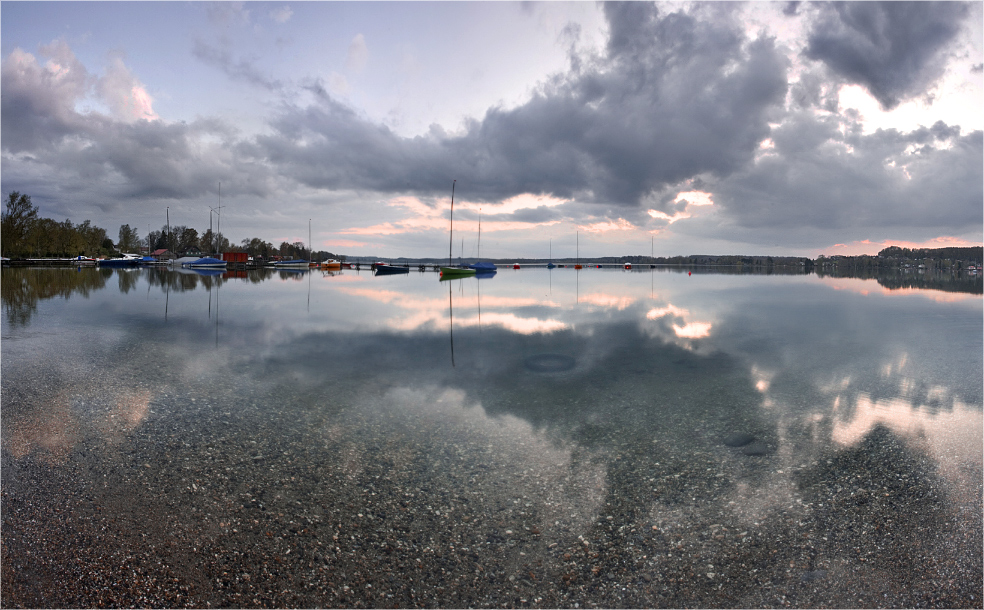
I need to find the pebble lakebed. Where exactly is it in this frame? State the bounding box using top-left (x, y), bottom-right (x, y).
top-left (3, 372), bottom-right (981, 609)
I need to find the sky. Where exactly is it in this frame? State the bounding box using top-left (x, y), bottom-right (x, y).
top-left (2, 1), bottom-right (982, 259)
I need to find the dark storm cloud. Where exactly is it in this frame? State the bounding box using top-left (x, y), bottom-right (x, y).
top-left (0, 43), bottom-right (90, 154)
top-left (3, 1), bottom-right (979, 250)
top-left (0, 42), bottom-right (275, 208)
top-left (710, 112), bottom-right (983, 241)
top-left (804, 2), bottom-right (970, 110)
top-left (256, 2), bottom-right (789, 207)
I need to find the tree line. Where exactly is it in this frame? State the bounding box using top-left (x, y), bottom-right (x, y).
top-left (1, 192), bottom-right (340, 261)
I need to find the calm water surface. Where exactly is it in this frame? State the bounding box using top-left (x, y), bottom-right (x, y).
top-left (2, 266), bottom-right (981, 608)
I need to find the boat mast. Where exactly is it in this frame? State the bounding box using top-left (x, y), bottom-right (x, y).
top-left (448, 180), bottom-right (456, 267)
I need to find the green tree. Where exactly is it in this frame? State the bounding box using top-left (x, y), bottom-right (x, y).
top-left (78, 220), bottom-right (109, 256)
top-left (178, 227), bottom-right (199, 253)
top-left (1, 191), bottom-right (39, 257)
top-left (118, 224), bottom-right (140, 253)
top-left (201, 229), bottom-right (216, 254)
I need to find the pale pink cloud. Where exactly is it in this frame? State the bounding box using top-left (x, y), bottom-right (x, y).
top-left (341, 194), bottom-right (564, 238)
top-left (578, 218), bottom-right (635, 233)
top-left (673, 322), bottom-right (713, 338)
top-left (824, 236), bottom-right (982, 257)
top-left (327, 239), bottom-right (371, 249)
top-left (469, 193), bottom-right (569, 215)
top-left (646, 305), bottom-right (689, 319)
top-left (673, 190), bottom-right (714, 206)
top-left (818, 277), bottom-right (979, 303)
top-left (452, 313), bottom-right (568, 334)
top-left (97, 55), bottom-right (159, 122)
top-left (580, 293), bottom-right (636, 310)
top-left (648, 209), bottom-right (692, 224)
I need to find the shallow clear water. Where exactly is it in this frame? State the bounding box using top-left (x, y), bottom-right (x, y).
top-left (2, 265), bottom-right (981, 607)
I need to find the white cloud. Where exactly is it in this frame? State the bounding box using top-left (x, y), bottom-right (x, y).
top-left (345, 34), bottom-right (368, 73)
top-left (270, 6), bottom-right (293, 24)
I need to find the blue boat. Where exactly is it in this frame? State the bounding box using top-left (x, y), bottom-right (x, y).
top-left (97, 258), bottom-right (139, 268)
top-left (373, 263), bottom-right (410, 275)
top-left (468, 261), bottom-right (497, 271)
top-left (274, 259), bottom-right (309, 268)
top-left (184, 257), bottom-right (227, 268)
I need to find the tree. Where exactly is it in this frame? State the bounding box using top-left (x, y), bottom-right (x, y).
top-left (178, 227), bottom-right (199, 253)
top-left (118, 224), bottom-right (140, 253)
top-left (78, 220), bottom-right (109, 256)
top-left (1, 191), bottom-right (39, 257)
top-left (201, 229), bottom-right (216, 254)
top-left (241, 237), bottom-right (273, 258)
top-left (145, 230), bottom-right (163, 251)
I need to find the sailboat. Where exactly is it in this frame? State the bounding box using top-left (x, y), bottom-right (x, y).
top-left (468, 207), bottom-right (496, 272)
top-left (574, 232), bottom-right (583, 269)
top-left (546, 239), bottom-right (556, 269)
top-left (440, 180), bottom-right (476, 279)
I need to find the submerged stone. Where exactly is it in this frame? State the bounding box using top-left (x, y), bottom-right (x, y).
top-left (740, 441), bottom-right (771, 456)
top-left (723, 433), bottom-right (755, 447)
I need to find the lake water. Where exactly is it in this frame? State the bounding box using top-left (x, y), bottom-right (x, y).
top-left (2, 265), bottom-right (981, 608)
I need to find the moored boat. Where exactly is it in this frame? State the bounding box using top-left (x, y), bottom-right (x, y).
top-left (440, 266), bottom-right (476, 278)
top-left (274, 259), bottom-right (309, 268)
top-left (170, 256), bottom-right (201, 266)
top-left (439, 180), bottom-right (477, 279)
top-left (97, 257), bottom-right (139, 268)
top-left (373, 263), bottom-right (410, 275)
top-left (321, 259), bottom-right (342, 270)
top-left (184, 257), bottom-right (227, 268)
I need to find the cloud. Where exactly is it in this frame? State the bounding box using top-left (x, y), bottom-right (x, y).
top-left (206, 2), bottom-right (252, 28)
top-left (1, 41), bottom-right (90, 153)
top-left (708, 110), bottom-right (983, 244)
top-left (1, 4), bottom-right (979, 255)
top-left (1, 42), bottom-right (276, 207)
top-left (192, 40), bottom-right (284, 91)
top-left (345, 34), bottom-right (368, 73)
top-left (97, 53), bottom-right (159, 122)
top-left (269, 5), bottom-right (293, 24)
top-left (257, 3), bottom-right (789, 208)
top-left (804, 2), bottom-right (970, 110)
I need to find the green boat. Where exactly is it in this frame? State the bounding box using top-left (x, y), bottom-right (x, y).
top-left (439, 180), bottom-right (477, 280)
top-left (440, 266), bottom-right (476, 278)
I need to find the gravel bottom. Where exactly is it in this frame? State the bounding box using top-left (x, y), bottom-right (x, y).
top-left (2, 375), bottom-right (982, 609)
